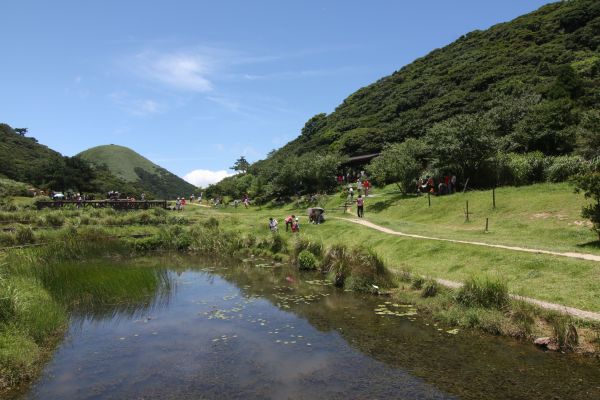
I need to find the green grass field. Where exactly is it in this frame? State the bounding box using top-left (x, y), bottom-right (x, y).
top-left (181, 182), bottom-right (600, 312)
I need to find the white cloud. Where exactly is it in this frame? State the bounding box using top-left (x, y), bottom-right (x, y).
top-left (183, 169), bottom-right (235, 187)
top-left (129, 50), bottom-right (216, 92)
top-left (108, 91), bottom-right (165, 116)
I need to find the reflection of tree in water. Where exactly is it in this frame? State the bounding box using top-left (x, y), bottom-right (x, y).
top-left (213, 261), bottom-right (600, 400)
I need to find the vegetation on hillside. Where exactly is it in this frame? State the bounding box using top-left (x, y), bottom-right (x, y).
top-left (209, 0), bottom-right (600, 199)
top-left (0, 124), bottom-right (146, 197)
top-left (78, 145), bottom-right (197, 199)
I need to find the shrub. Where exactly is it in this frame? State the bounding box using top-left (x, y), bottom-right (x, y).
top-left (421, 279), bottom-right (439, 298)
top-left (43, 213), bottom-right (65, 227)
top-left (15, 226), bottom-right (35, 245)
top-left (292, 237), bottom-right (323, 261)
top-left (411, 276), bottom-right (425, 290)
top-left (455, 277), bottom-right (509, 309)
top-left (498, 152), bottom-right (546, 186)
top-left (297, 250), bottom-right (318, 270)
top-left (545, 155), bottom-right (585, 182)
top-left (548, 313), bottom-right (579, 351)
top-left (202, 217), bottom-right (219, 229)
top-left (269, 233), bottom-right (288, 254)
top-left (321, 245), bottom-right (392, 292)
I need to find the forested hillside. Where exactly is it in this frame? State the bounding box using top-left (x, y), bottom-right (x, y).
top-left (78, 145), bottom-right (196, 199)
top-left (0, 124), bottom-right (145, 196)
top-left (209, 0), bottom-right (600, 200)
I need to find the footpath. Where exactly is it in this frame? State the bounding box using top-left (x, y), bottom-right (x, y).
top-left (337, 217), bottom-right (600, 321)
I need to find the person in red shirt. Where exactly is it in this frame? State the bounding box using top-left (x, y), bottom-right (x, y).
top-left (363, 179), bottom-right (371, 196)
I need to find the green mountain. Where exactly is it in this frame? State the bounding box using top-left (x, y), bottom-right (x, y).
top-left (210, 0), bottom-right (600, 198)
top-left (78, 144), bottom-right (196, 199)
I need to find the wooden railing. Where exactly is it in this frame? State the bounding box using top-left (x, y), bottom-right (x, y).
top-left (36, 200), bottom-right (168, 210)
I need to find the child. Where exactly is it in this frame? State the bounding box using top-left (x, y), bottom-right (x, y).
top-left (269, 217), bottom-right (279, 232)
top-left (291, 217), bottom-right (300, 233)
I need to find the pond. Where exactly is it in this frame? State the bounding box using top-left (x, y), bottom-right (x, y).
top-left (13, 257), bottom-right (600, 399)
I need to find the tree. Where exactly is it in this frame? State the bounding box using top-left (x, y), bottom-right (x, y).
top-left (366, 139), bottom-right (427, 193)
top-left (425, 114), bottom-right (497, 179)
top-left (575, 110), bottom-right (600, 159)
top-left (14, 128), bottom-right (28, 136)
top-left (574, 172), bottom-right (600, 242)
top-left (230, 156), bottom-right (250, 174)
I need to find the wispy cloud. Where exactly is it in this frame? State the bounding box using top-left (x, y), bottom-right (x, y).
top-left (108, 91), bottom-right (165, 116)
top-left (183, 169), bottom-right (235, 187)
top-left (123, 47), bottom-right (240, 93)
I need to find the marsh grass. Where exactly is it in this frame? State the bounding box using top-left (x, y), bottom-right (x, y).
top-left (321, 245), bottom-right (393, 292)
top-left (36, 261), bottom-right (172, 319)
top-left (547, 313), bottom-right (579, 351)
top-left (455, 277), bottom-right (509, 309)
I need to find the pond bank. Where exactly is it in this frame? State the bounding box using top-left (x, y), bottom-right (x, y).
top-left (1, 219), bottom-right (599, 396)
top-left (11, 259), bottom-right (600, 399)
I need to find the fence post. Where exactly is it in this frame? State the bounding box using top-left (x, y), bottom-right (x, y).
top-left (428, 193), bottom-right (431, 207)
top-left (465, 200), bottom-right (469, 221)
top-left (485, 217), bottom-right (489, 232)
top-left (493, 188), bottom-right (496, 209)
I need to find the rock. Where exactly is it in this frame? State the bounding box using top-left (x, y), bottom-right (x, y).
top-left (534, 337), bottom-right (552, 347)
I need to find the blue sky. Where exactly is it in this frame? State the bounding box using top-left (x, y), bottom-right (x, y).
top-left (1, 0), bottom-right (552, 186)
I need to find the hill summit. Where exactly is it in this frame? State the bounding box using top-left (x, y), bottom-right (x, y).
top-left (78, 144), bottom-right (196, 199)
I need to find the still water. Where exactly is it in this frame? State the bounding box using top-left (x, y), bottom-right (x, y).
top-left (19, 258), bottom-right (600, 399)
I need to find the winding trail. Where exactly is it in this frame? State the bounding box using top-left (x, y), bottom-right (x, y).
top-left (335, 217), bottom-right (600, 321)
top-left (337, 217), bottom-right (600, 262)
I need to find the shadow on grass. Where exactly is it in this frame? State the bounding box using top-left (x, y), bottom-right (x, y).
top-left (368, 193), bottom-right (416, 213)
top-left (576, 240), bottom-right (600, 250)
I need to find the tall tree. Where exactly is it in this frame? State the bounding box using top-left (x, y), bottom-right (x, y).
top-left (231, 156), bottom-right (250, 174)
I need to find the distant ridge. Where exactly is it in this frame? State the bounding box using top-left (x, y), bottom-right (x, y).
top-left (78, 144), bottom-right (196, 198)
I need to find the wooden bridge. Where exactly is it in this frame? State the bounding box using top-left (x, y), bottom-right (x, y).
top-left (36, 200), bottom-right (168, 211)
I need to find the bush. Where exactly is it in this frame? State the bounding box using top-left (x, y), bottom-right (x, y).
top-left (455, 277), bottom-right (509, 309)
top-left (15, 226), bottom-right (35, 245)
top-left (321, 245), bottom-right (392, 292)
top-left (411, 276), bottom-right (425, 290)
top-left (43, 213), bottom-right (65, 227)
top-left (545, 155), bottom-right (585, 182)
top-left (421, 279), bottom-right (439, 298)
top-left (498, 152), bottom-right (546, 186)
top-left (297, 250), bottom-right (318, 270)
top-left (292, 237), bottom-right (323, 260)
top-left (269, 233), bottom-right (288, 254)
top-left (548, 313), bottom-right (579, 351)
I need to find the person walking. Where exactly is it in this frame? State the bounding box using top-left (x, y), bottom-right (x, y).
top-left (356, 195), bottom-right (364, 218)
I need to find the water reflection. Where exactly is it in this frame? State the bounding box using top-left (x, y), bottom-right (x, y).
top-left (19, 258), bottom-right (600, 400)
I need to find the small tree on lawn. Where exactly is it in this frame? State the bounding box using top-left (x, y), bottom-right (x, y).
top-left (574, 172), bottom-right (600, 241)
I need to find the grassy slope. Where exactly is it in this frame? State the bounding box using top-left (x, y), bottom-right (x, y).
top-left (184, 182), bottom-right (600, 312)
top-left (78, 144), bottom-right (196, 198)
top-left (78, 144), bottom-right (161, 181)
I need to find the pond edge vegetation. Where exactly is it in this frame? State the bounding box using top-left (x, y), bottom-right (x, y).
top-left (1, 212), bottom-right (600, 395)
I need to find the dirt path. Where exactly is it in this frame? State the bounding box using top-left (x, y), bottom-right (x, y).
top-left (337, 217), bottom-right (600, 262)
top-left (336, 217), bottom-right (600, 321)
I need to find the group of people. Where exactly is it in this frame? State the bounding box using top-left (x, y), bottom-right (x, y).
top-left (269, 214), bottom-right (300, 233)
top-left (417, 175), bottom-right (457, 196)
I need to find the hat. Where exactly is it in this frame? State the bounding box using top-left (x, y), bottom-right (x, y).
top-left (295, 217), bottom-right (299, 221)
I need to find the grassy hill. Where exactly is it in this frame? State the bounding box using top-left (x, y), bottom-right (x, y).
top-left (0, 123), bottom-right (149, 196)
top-left (210, 0), bottom-right (600, 199)
top-left (78, 144), bottom-right (196, 199)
